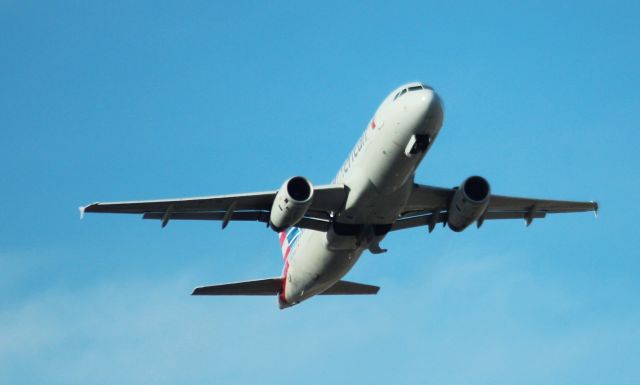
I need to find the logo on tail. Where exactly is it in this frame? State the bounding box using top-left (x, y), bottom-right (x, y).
top-left (278, 227), bottom-right (302, 306)
top-left (279, 227), bottom-right (301, 260)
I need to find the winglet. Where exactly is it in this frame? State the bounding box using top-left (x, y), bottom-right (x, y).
top-left (79, 202), bottom-right (100, 219)
top-left (593, 201), bottom-right (599, 218)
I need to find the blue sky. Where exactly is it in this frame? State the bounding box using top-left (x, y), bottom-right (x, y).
top-left (1, 1), bottom-right (639, 384)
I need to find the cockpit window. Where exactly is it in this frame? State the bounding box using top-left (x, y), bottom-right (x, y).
top-left (393, 88), bottom-right (408, 101)
top-left (394, 85), bottom-right (429, 100)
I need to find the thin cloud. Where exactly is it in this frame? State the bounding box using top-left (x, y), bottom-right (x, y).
top-left (2, 246), bottom-right (638, 385)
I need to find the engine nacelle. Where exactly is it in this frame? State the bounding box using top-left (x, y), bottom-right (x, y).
top-left (269, 176), bottom-right (314, 232)
top-left (447, 176), bottom-right (491, 232)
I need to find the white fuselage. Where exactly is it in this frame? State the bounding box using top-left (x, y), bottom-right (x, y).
top-left (280, 83), bottom-right (444, 308)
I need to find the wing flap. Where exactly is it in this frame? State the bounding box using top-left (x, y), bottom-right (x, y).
top-left (484, 211), bottom-right (547, 220)
top-left (391, 210), bottom-right (549, 231)
top-left (143, 211), bottom-right (268, 221)
top-left (141, 211), bottom-right (331, 231)
top-left (192, 278), bottom-right (282, 296)
top-left (391, 211), bottom-right (446, 231)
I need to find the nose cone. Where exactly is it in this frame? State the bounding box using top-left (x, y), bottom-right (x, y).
top-left (403, 88), bottom-right (444, 139)
top-left (418, 88), bottom-right (444, 118)
top-left (417, 88), bottom-right (444, 133)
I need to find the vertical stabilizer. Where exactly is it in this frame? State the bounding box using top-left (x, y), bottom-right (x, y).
top-left (278, 227), bottom-right (301, 259)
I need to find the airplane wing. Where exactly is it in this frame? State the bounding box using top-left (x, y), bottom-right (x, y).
top-left (392, 183), bottom-right (598, 231)
top-left (80, 184), bottom-right (348, 231)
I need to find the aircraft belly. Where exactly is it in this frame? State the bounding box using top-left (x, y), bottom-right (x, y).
top-left (365, 140), bottom-right (415, 194)
top-left (363, 91), bottom-right (443, 196)
top-left (339, 162), bottom-right (413, 224)
top-left (285, 230), bottom-right (365, 305)
top-left (337, 113), bottom-right (434, 223)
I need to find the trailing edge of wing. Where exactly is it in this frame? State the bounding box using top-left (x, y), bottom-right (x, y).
top-left (391, 210), bottom-right (550, 231)
top-left (141, 211), bottom-right (331, 232)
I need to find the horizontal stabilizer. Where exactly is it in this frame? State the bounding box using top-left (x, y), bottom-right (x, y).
top-left (192, 277), bottom-right (282, 296)
top-left (321, 280), bottom-right (380, 295)
top-left (191, 278), bottom-right (379, 296)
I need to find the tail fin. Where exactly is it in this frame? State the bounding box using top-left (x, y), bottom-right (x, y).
top-left (278, 227), bottom-right (302, 259)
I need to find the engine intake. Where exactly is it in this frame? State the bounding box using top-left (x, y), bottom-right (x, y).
top-left (270, 176), bottom-right (314, 232)
top-left (447, 176), bottom-right (491, 232)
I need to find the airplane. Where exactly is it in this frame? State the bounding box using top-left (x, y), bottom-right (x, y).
top-left (80, 82), bottom-right (598, 309)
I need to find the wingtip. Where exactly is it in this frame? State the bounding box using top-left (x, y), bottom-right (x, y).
top-left (79, 202), bottom-right (100, 219)
top-left (592, 200), bottom-right (599, 218)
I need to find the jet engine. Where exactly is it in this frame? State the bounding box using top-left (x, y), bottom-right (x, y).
top-left (447, 176), bottom-right (491, 232)
top-left (270, 176), bottom-right (314, 232)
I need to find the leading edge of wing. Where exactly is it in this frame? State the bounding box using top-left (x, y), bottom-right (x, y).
top-left (80, 184), bottom-right (347, 215)
top-left (404, 184), bottom-right (598, 215)
top-left (80, 190), bottom-right (278, 215)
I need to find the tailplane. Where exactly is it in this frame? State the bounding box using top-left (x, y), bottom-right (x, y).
top-left (192, 278), bottom-right (379, 296)
top-left (192, 278), bottom-right (281, 296)
top-left (321, 280), bottom-right (379, 295)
